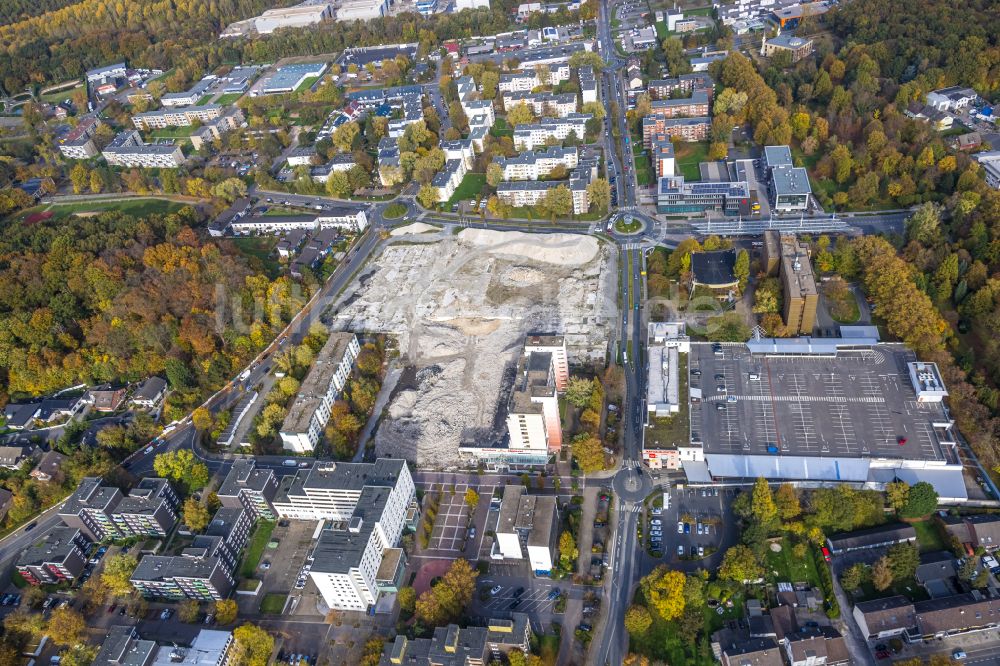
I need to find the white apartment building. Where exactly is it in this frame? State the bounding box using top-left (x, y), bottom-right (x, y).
top-left (523, 335), bottom-right (569, 390)
top-left (456, 76), bottom-right (496, 128)
top-left (493, 486), bottom-right (558, 576)
top-left (578, 67), bottom-right (597, 104)
top-left (132, 104), bottom-right (225, 130)
top-left (502, 91), bottom-right (577, 118)
top-left (506, 348), bottom-right (562, 453)
top-left (160, 93), bottom-right (201, 108)
top-left (974, 152), bottom-right (1000, 190)
top-left (440, 139), bottom-right (476, 170)
top-left (494, 146), bottom-right (578, 181)
top-left (455, 0), bottom-right (489, 9)
top-left (496, 162), bottom-right (593, 214)
top-left (58, 117), bottom-right (102, 160)
top-left (102, 131), bottom-right (185, 168)
top-left (283, 460), bottom-right (415, 611)
top-left (279, 332), bottom-right (360, 453)
top-left (512, 113), bottom-right (590, 150)
top-left (229, 208), bottom-right (368, 235)
top-left (432, 158), bottom-right (468, 203)
top-left (497, 65), bottom-right (571, 93)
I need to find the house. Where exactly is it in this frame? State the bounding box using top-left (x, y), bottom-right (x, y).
top-left (956, 132), bottom-right (982, 151)
top-left (30, 451), bottom-right (67, 483)
top-left (36, 396), bottom-right (84, 423)
top-left (915, 550), bottom-right (958, 596)
top-left (782, 627), bottom-right (849, 666)
top-left (131, 377), bottom-right (168, 410)
top-left (86, 384), bottom-right (128, 412)
top-left (3, 403), bottom-right (40, 430)
top-left (719, 637), bottom-right (784, 666)
top-left (941, 513), bottom-right (1000, 551)
top-left (0, 446), bottom-right (36, 469)
top-left (852, 596), bottom-right (917, 640)
top-left (913, 591), bottom-right (1000, 640)
top-left (905, 102), bottom-right (954, 131)
top-left (825, 523), bottom-right (916, 556)
top-left (926, 86), bottom-right (978, 112)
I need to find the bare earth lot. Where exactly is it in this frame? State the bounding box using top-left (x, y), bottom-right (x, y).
top-left (332, 228), bottom-right (617, 467)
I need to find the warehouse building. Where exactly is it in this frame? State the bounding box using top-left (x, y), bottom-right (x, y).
top-left (254, 4), bottom-right (334, 34)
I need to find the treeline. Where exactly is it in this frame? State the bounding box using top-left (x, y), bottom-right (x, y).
top-left (0, 0), bottom-right (78, 28)
top-left (0, 206), bottom-right (306, 415)
top-left (829, 0), bottom-right (1000, 95)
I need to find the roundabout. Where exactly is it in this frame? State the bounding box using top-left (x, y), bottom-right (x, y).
top-left (613, 214), bottom-right (644, 235)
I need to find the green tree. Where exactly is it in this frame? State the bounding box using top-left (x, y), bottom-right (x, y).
top-left (463, 488), bottom-right (479, 510)
top-left (178, 599), bottom-right (201, 623)
top-left (231, 625), bottom-right (274, 666)
top-left (559, 531), bottom-right (578, 568)
top-left (415, 558), bottom-right (477, 626)
top-left (774, 484), bottom-right (801, 520)
top-left (183, 497), bottom-right (211, 532)
top-left (840, 563), bottom-right (870, 590)
top-left (69, 163), bottom-right (89, 194)
top-left (734, 249), bottom-right (750, 288)
top-left (905, 202), bottom-right (941, 245)
top-left (570, 433), bottom-right (604, 473)
top-left (872, 556), bottom-right (893, 591)
top-left (486, 162), bottom-right (504, 188)
top-left (153, 449), bottom-right (209, 494)
top-left (506, 102), bottom-right (535, 127)
top-left (417, 183), bottom-right (439, 209)
top-left (899, 482), bottom-right (938, 519)
top-left (886, 542), bottom-right (919, 581)
top-left (45, 607), bottom-right (86, 647)
top-left (587, 178), bottom-right (611, 214)
top-left (397, 586), bottom-right (416, 614)
top-left (719, 545), bottom-right (763, 583)
top-left (332, 121), bottom-right (360, 153)
top-left (100, 554), bottom-right (139, 598)
top-left (624, 604), bottom-right (653, 636)
top-left (885, 481), bottom-right (910, 512)
top-left (213, 599), bottom-right (238, 625)
top-left (565, 377), bottom-right (595, 407)
top-left (751, 477), bottom-right (777, 525)
top-left (192, 407), bottom-right (213, 432)
top-left (639, 566), bottom-right (686, 621)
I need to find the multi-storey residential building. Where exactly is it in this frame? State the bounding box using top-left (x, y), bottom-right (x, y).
top-left (496, 162), bottom-right (593, 214)
top-left (651, 135), bottom-right (676, 179)
top-left (130, 507), bottom-right (251, 600)
top-left (493, 486), bottom-right (558, 575)
top-left (102, 131), bottom-right (185, 168)
top-left (281, 460), bottom-right (415, 611)
top-left (378, 614), bottom-right (532, 665)
top-left (111, 478), bottom-right (179, 537)
top-left (217, 459), bottom-right (278, 520)
top-left (779, 235), bottom-right (818, 335)
top-left (59, 477), bottom-right (124, 541)
top-left (15, 526), bottom-right (91, 585)
top-left (523, 336), bottom-right (569, 391)
top-left (512, 114), bottom-right (591, 151)
top-left (493, 146), bottom-right (578, 181)
top-left (58, 116), bottom-right (103, 160)
top-left (647, 90), bottom-right (710, 119)
top-left (431, 158), bottom-right (468, 203)
top-left (656, 176), bottom-right (750, 216)
top-left (93, 626), bottom-right (158, 666)
top-left (455, 76), bottom-right (496, 130)
top-left (502, 91), bottom-right (577, 118)
top-left (642, 116), bottom-right (710, 145)
top-left (441, 139), bottom-right (476, 170)
top-left (498, 66), bottom-right (571, 93)
top-left (506, 346), bottom-right (563, 453)
top-left (189, 108), bottom-right (246, 151)
top-left (279, 332), bottom-right (361, 452)
top-left (647, 73), bottom-right (713, 100)
top-left (578, 66), bottom-right (597, 104)
top-left (131, 104), bottom-right (225, 130)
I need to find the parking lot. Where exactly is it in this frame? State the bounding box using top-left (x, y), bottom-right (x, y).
top-left (257, 520), bottom-right (316, 596)
top-left (479, 585), bottom-right (561, 615)
top-left (426, 486), bottom-right (472, 553)
top-left (690, 343), bottom-right (952, 461)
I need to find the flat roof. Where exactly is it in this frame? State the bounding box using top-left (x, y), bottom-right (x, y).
top-left (772, 165), bottom-right (812, 196)
top-left (691, 249), bottom-right (737, 287)
top-left (218, 460), bottom-right (273, 496)
top-left (17, 526), bottom-right (84, 566)
top-left (690, 342), bottom-right (952, 461)
top-left (764, 145), bottom-right (793, 168)
top-left (281, 332), bottom-right (355, 433)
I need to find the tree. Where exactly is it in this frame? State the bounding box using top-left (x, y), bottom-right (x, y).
top-left (179, 599), bottom-right (201, 623)
top-left (70, 164), bottom-right (89, 194)
top-left (415, 558), bottom-right (477, 626)
top-left (774, 484), bottom-right (801, 520)
top-left (559, 531), bottom-right (578, 568)
top-left (486, 162), bottom-right (504, 188)
top-left (183, 497), bottom-right (211, 532)
top-left (463, 488), bottom-right (479, 510)
top-left (587, 178), bottom-right (611, 214)
top-left (89, 170), bottom-right (103, 194)
top-left (885, 481), bottom-right (910, 512)
top-left (905, 202), bottom-right (941, 245)
top-left (539, 185), bottom-right (574, 218)
top-left (57, 646), bottom-right (97, 666)
top-left (639, 566), bottom-right (686, 621)
top-left (153, 449), bottom-right (209, 494)
top-left (734, 249), bottom-right (750, 288)
top-left (506, 102), bottom-right (535, 127)
top-left (886, 542), bottom-right (919, 581)
top-left (624, 604), bottom-right (652, 635)
top-left (708, 142), bottom-right (728, 161)
top-left (571, 433), bottom-right (604, 473)
top-left (872, 556), bottom-right (893, 591)
top-left (101, 554), bottom-right (138, 597)
top-left (45, 607), bottom-right (86, 647)
top-left (398, 586), bottom-right (416, 614)
top-left (213, 599), bottom-right (238, 625)
top-left (332, 121), bottom-right (360, 153)
top-left (417, 183), bottom-right (439, 209)
top-left (4, 610), bottom-right (46, 641)
top-left (565, 377), bottom-right (595, 407)
top-left (568, 50), bottom-right (606, 71)
top-left (719, 545), bottom-right (763, 583)
top-left (231, 625), bottom-right (274, 666)
top-left (840, 563), bottom-right (870, 590)
top-left (750, 477), bottom-right (777, 526)
top-left (212, 178), bottom-right (248, 203)
top-left (958, 558), bottom-right (983, 587)
top-left (900, 482), bottom-right (938, 519)
top-left (192, 407), bottom-right (213, 432)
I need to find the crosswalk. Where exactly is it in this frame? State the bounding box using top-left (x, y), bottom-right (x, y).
top-left (621, 242), bottom-right (643, 250)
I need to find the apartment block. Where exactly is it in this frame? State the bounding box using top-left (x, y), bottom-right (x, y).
top-left (441, 139), bottom-right (476, 171)
top-left (93, 626), bottom-right (157, 666)
top-left (647, 90), bottom-right (710, 119)
top-left (455, 76), bottom-right (496, 130)
top-left (498, 66), bottom-right (571, 93)
top-left (59, 477), bottom-right (125, 541)
top-left (102, 131), bottom-right (185, 168)
top-left (189, 107), bottom-right (246, 151)
top-left (494, 146), bottom-right (578, 181)
top-left (15, 526), bottom-right (91, 585)
top-left (110, 477), bottom-right (179, 537)
top-left (496, 162), bottom-right (592, 214)
top-left (58, 116), bottom-right (102, 160)
top-left (523, 336), bottom-right (569, 391)
top-left (217, 459), bottom-right (278, 520)
top-left (651, 134), bottom-right (676, 179)
top-left (379, 614), bottom-right (532, 665)
top-left (279, 332), bottom-right (361, 453)
top-left (578, 66), bottom-right (597, 104)
top-left (779, 235), bottom-right (818, 335)
top-left (131, 104), bottom-right (225, 131)
top-left (281, 460), bottom-right (416, 611)
top-left (505, 342), bottom-right (566, 453)
top-left (642, 116), bottom-right (710, 146)
top-left (493, 486), bottom-right (558, 575)
top-left (647, 73), bottom-right (714, 100)
top-left (502, 91), bottom-right (577, 118)
top-left (431, 158), bottom-right (468, 203)
top-left (512, 113), bottom-right (591, 151)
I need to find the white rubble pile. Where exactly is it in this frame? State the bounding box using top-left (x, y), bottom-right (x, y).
top-left (331, 229), bottom-right (617, 468)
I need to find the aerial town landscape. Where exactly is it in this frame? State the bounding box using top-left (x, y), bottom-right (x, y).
top-left (0, 0), bottom-right (998, 665)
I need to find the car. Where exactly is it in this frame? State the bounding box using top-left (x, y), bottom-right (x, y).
top-left (677, 544), bottom-right (685, 556)
top-left (260, 561), bottom-right (271, 570)
top-left (716, 403), bottom-right (726, 411)
top-left (25, 522), bottom-right (37, 531)
top-left (160, 608), bottom-right (173, 620)
top-left (953, 650), bottom-right (967, 660)
top-left (578, 624), bottom-right (592, 632)
top-left (108, 604), bottom-right (117, 613)
top-left (513, 587), bottom-right (525, 598)
top-left (119, 606), bottom-right (127, 615)
top-left (697, 523), bottom-right (703, 534)
top-left (821, 546), bottom-right (832, 562)
top-left (651, 519), bottom-right (661, 526)
top-left (897, 436), bottom-right (908, 445)
top-left (714, 374), bottom-right (725, 381)
top-left (547, 588), bottom-right (561, 600)
top-left (726, 395), bottom-right (738, 403)
top-left (684, 522), bottom-right (690, 534)
top-left (717, 384), bottom-right (727, 392)
top-left (468, 527), bottom-right (476, 539)
top-left (490, 585), bottom-right (502, 595)
top-left (690, 369), bottom-right (701, 376)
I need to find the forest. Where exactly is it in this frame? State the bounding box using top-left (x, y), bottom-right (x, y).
top-left (0, 0), bottom-right (79, 28)
top-left (0, 206), bottom-right (306, 419)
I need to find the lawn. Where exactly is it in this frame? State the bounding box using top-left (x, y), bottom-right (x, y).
top-left (196, 95), bottom-right (214, 106)
top-left (383, 202), bottom-right (407, 219)
top-left (230, 236), bottom-right (282, 279)
top-left (43, 198), bottom-right (186, 219)
top-left (633, 142), bottom-right (654, 186)
top-left (821, 280), bottom-right (860, 323)
top-left (645, 354), bottom-right (689, 449)
top-left (490, 117), bottom-right (513, 138)
top-left (215, 93), bottom-right (244, 105)
top-left (239, 519), bottom-right (276, 578)
top-left (675, 142), bottom-right (709, 181)
top-left (259, 593), bottom-right (287, 614)
top-left (912, 519), bottom-right (946, 552)
top-left (295, 76), bottom-right (321, 93)
top-left (149, 126), bottom-right (199, 139)
top-left (40, 84), bottom-right (84, 104)
top-left (616, 216), bottom-right (642, 234)
top-left (537, 634), bottom-right (560, 666)
top-left (446, 173), bottom-right (487, 207)
top-left (654, 21), bottom-right (668, 39)
top-left (763, 537), bottom-right (822, 587)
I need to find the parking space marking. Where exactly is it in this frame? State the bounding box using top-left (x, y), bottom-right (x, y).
top-left (788, 402), bottom-right (818, 452)
top-left (829, 404), bottom-right (856, 454)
